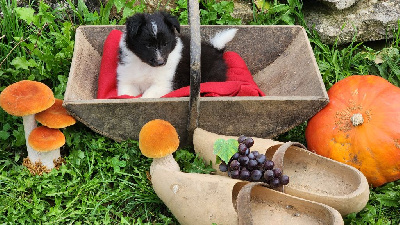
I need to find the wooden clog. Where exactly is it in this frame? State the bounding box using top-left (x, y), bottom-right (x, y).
top-left (193, 128), bottom-right (370, 215)
top-left (150, 154), bottom-right (344, 225)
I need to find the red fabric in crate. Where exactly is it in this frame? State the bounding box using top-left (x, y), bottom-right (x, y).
top-left (97, 29), bottom-right (265, 99)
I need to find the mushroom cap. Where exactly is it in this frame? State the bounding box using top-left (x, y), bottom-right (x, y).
top-left (28, 126), bottom-right (65, 152)
top-left (139, 119), bottom-right (179, 158)
top-left (0, 80), bottom-right (55, 116)
top-left (35, 99), bottom-right (76, 128)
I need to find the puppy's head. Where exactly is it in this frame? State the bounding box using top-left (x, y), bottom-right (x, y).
top-left (125, 12), bottom-right (180, 67)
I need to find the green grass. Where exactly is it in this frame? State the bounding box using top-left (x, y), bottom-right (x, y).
top-left (1, 124), bottom-right (173, 224)
top-left (1, 0), bottom-right (400, 224)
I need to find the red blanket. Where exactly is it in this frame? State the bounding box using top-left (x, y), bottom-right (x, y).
top-left (97, 29), bottom-right (265, 99)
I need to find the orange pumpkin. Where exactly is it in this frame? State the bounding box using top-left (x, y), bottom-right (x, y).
top-left (306, 75), bottom-right (400, 187)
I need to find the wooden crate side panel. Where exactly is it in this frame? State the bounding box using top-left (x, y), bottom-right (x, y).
top-left (64, 100), bottom-right (190, 142)
top-left (253, 27), bottom-right (326, 98)
top-left (65, 27), bottom-right (102, 101)
top-left (198, 98), bottom-right (328, 138)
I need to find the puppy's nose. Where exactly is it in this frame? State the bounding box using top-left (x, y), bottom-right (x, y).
top-left (151, 58), bottom-right (166, 66)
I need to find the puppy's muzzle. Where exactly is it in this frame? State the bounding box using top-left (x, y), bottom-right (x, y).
top-left (150, 58), bottom-right (166, 67)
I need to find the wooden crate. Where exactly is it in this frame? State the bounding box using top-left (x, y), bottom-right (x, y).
top-left (64, 25), bottom-right (328, 144)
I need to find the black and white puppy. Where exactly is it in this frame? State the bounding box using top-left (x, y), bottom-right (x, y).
top-left (117, 11), bottom-right (237, 98)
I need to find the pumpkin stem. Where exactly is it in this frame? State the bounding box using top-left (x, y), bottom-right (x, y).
top-left (351, 113), bottom-right (364, 126)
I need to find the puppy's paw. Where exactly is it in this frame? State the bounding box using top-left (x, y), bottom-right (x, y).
top-left (141, 85), bottom-right (173, 98)
top-left (118, 84), bottom-right (141, 97)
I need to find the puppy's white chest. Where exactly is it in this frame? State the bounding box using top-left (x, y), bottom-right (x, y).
top-left (118, 54), bottom-right (156, 84)
top-left (116, 55), bottom-right (158, 96)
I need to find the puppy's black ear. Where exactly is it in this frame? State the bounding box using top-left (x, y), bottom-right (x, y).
top-left (162, 12), bottom-right (180, 33)
top-left (126, 13), bottom-right (145, 36)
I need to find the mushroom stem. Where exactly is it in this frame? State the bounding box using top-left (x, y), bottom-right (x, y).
top-left (150, 154), bottom-right (180, 177)
top-left (22, 115), bottom-right (40, 163)
top-left (36, 149), bottom-right (61, 169)
top-left (23, 115), bottom-right (61, 169)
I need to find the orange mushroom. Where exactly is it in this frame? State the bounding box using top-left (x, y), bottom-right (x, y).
top-left (35, 99), bottom-right (76, 128)
top-left (0, 80), bottom-right (55, 117)
top-left (0, 80), bottom-right (55, 166)
top-left (139, 119), bottom-right (180, 174)
top-left (139, 119), bottom-right (179, 158)
top-left (28, 126), bottom-right (65, 170)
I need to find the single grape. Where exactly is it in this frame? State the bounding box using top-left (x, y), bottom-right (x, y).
top-left (256, 154), bottom-right (266, 164)
top-left (244, 148), bottom-right (250, 156)
top-left (238, 135), bottom-right (247, 143)
top-left (280, 175), bottom-right (290, 185)
top-left (264, 160), bottom-right (274, 170)
top-left (269, 178), bottom-right (281, 188)
top-left (252, 151), bottom-right (260, 157)
top-left (240, 170), bottom-right (251, 180)
top-left (247, 152), bottom-right (255, 160)
top-left (219, 162), bottom-right (228, 172)
top-left (230, 160), bottom-right (240, 170)
top-left (251, 170), bottom-right (263, 181)
top-left (238, 143), bottom-right (248, 155)
top-left (244, 137), bottom-right (254, 148)
top-left (238, 155), bottom-right (249, 166)
top-left (264, 169), bottom-right (274, 181)
top-left (231, 170), bottom-right (240, 179)
top-left (247, 159), bottom-right (258, 170)
top-left (273, 168), bottom-right (283, 178)
top-left (231, 152), bottom-right (240, 161)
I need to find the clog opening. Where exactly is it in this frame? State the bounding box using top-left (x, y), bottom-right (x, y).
top-left (231, 181), bottom-right (340, 224)
top-left (266, 144), bottom-right (361, 196)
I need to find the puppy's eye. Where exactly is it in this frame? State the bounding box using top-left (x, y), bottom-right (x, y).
top-left (146, 44), bottom-right (152, 48)
top-left (162, 42), bottom-right (168, 47)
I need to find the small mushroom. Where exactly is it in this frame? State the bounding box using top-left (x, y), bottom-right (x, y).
top-left (27, 126), bottom-right (65, 170)
top-left (35, 98), bottom-right (76, 128)
top-left (0, 80), bottom-right (55, 163)
top-left (138, 119), bottom-right (180, 175)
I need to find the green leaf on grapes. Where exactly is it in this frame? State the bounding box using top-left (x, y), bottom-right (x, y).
top-left (213, 138), bottom-right (238, 164)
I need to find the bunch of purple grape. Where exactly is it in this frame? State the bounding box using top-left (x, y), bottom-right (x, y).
top-left (219, 135), bottom-right (289, 188)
